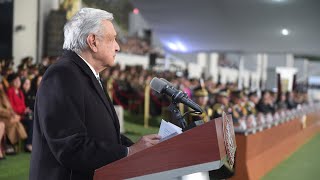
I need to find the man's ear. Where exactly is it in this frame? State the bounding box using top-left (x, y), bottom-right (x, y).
top-left (86, 34), bottom-right (98, 52)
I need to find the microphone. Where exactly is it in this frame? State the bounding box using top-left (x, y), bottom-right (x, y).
top-left (150, 77), bottom-right (203, 113)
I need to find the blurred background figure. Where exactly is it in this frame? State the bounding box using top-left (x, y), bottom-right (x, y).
top-left (0, 74), bottom-right (27, 155)
top-left (188, 85), bottom-right (212, 124)
top-left (6, 73), bottom-right (31, 153)
top-left (257, 90), bottom-right (276, 115)
top-left (212, 89), bottom-right (232, 119)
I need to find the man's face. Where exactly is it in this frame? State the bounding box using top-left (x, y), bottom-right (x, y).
top-left (196, 96), bottom-right (208, 107)
top-left (95, 20), bottom-right (120, 67)
top-left (250, 96), bottom-right (259, 104)
top-left (263, 92), bottom-right (271, 103)
top-left (220, 96), bottom-right (229, 106)
top-left (20, 69), bottom-right (28, 77)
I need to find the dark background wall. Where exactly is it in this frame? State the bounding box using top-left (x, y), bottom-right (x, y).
top-left (0, 0), bottom-right (13, 59)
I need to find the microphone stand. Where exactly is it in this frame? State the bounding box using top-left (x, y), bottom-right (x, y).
top-left (167, 91), bottom-right (188, 130)
top-left (168, 102), bottom-right (187, 130)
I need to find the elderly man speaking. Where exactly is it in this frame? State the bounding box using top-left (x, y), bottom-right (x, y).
top-left (30, 8), bottom-right (160, 180)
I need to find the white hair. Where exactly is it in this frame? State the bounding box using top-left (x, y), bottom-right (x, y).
top-left (63, 8), bottom-right (114, 54)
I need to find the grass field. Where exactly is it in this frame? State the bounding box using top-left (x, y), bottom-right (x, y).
top-left (262, 133), bottom-right (320, 180)
top-left (0, 111), bottom-right (319, 180)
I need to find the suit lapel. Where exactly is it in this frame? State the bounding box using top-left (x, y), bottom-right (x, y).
top-left (64, 51), bottom-right (119, 132)
top-left (100, 80), bottom-right (121, 135)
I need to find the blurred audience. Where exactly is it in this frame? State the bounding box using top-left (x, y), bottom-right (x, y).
top-left (286, 91), bottom-right (297, 109)
top-left (0, 56), bottom-right (48, 156)
top-left (0, 79), bottom-right (27, 155)
top-left (256, 90), bottom-right (276, 115)
top-left (0, 54), bottom-right (313, 160)
top-left (276, 93), bottom-right (288, 111)
top-left (118, 37), bottom-right (151, 55)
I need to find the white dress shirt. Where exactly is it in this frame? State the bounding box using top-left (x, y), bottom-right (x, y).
top-left (76, 53), bottom-right (103, 89)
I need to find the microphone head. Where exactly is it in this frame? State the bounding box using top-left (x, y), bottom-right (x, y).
top-left (150, 77), bottom-right (167, 93)
top-left (159, 78), bottom-right (175, 88)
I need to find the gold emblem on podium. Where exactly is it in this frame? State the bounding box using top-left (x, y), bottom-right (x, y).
top-left (222, 111), bottom-right (236, 168)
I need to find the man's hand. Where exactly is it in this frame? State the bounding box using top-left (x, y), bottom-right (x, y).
top-left (128, 134), bottom-right (161, 156)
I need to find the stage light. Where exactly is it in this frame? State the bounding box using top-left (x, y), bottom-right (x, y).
top-left (166, 41), bottom-right (188, 52)
top-left (133, 8), bottom-right (139, 14)
top-left (281, 28), bottom-right (290, 36)
top-left (176, 41), bottom-right (187, 52)
top-left (167, 42), bottom-right (178, 51)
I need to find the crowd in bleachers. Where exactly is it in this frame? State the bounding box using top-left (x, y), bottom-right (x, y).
top-left (0, 56), bottom-right (310, 160)
top-left (0, 56), bottom-right (57, 160)
top-left (100, 65), bottom-right (310, 129)
top-left (118, 37), bottom-right (151, 55)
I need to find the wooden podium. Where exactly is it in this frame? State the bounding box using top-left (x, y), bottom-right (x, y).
top-left (94, 114), bottom-right (236, 180)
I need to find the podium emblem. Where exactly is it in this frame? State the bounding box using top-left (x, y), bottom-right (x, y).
top-left (222, 112), bottom-right (236, 168)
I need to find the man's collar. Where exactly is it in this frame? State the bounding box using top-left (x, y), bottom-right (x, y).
top-left (76, 53), bottom-right (100, 79)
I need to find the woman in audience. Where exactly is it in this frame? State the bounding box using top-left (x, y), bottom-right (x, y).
top-left (256, 90), bottom-right (276, 114)
top-left (286, 91), bottom-right (297, 109)
top-left (276, 92), bottom-right (288, 111)
top-left (0, 76), bottom-right (27, 155)
top-left (21, 78), bottom-right (36, 152)
top-left (6, 73), bottom-right (31, 115)
top-left (25, 74), bottom-right (42, 152)
top-left (22, 79), bottom-right (32, 107)
top-left (6, 73), bottom-right (31, 152)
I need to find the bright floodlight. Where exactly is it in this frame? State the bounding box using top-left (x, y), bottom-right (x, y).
top-left (281, 28), bottom-right (290, 36)
top-left (176, 42), bottom-right (187, 52)
top-left (167, 42), bottom-right (178, 51)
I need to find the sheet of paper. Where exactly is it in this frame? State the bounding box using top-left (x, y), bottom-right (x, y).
top-left (167, 121), bottom-right (183, 134)
top-left (158, 119), bottom-right (182, 141)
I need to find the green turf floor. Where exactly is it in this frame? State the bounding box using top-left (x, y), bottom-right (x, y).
top-left (262, 133), bottom-right (320, 180)
top-left (0, 152), bottom-right (31, 180)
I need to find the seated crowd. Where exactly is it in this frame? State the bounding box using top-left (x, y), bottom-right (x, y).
top-left (100, 65), bottom-right (309, 130)
top-left (0, 56), bottom-right (49, 160)
top-left (0, 56), bottom-right (309, 160)
top-left (118, 36), bottom-right (151, 55)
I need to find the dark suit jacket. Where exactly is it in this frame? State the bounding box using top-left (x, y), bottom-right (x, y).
top-left (30, 50), bottom-right (133, 180)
